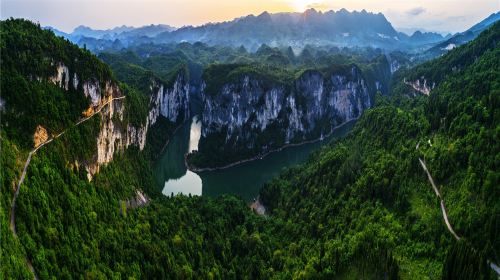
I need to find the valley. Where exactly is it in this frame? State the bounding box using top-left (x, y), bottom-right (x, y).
top-left (1, 6), bottom-right (499, 280)
top-left (155, 114), bottom-right (355, 200)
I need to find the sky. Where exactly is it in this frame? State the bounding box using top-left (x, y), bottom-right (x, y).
top-left (1, 0), bottom-right (499, 34)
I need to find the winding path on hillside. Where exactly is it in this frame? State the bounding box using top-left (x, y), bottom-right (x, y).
top-left (417, 150), bottom-right (500, 276)
top-left (9, 96), bottom-right (125, 280)
top-left (418, 158), bottom-right (461, 240)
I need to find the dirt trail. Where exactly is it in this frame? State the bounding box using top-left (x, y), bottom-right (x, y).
top-left (9, 96), bottom-right (125, 280)
top-left (418, 156), bottom-right (499, 275)
top-left (418, 158), bottom-right (460, 240)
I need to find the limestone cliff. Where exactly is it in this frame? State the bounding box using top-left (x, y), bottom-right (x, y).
top-left (199, 66), bottom-right (372, 158)
top-left (49, 63), bottom-right (189, 177)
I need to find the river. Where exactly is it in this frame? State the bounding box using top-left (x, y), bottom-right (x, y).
top-left (154, 116), bottom-right (355, 201)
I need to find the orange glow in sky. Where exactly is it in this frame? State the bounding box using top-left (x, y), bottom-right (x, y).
top-left (1, 0), bottom-right (499, 33)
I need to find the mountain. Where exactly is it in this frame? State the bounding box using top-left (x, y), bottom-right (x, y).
top-left (408, 30), bottom-right (445, 44)
top-left (45, 24), bottom-right (177, 51)
top-left (53, 9), bottom-right (441, 52)
top-left (2, 17), bottom-right (499, 279)
top-left (259, 21), bottom-right (500, 278)
top-left (72, 24), bottom-right (135, 39)
top-left (187, 61), bottom-right (390, 169)
top-left (45, 10), bottom-right (499, 55)
top-left (396, 26), bottom-right (450, 36)
top-left (156, 9), bottom-right (409, 51)
top-left (67, 24), bottom-right (177, 40)
top-left (425, 11), bottom-right (500, 57)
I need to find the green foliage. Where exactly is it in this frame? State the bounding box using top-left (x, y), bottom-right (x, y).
top-left (398, 21), bottom-right (500, 88)
top-left (442, 241), bottom-right (491, 280)
top-left (0, 18), bottom-right (114, 149)
top-left (2, 17), bottom-right (499, 280)
top-left (0, 137), bottom-right (33, 279)
top-left (202, 63), bottom-right (295, 96)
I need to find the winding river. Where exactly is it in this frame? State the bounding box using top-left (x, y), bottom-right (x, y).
top-left (154, 116), bottom-right (355, 201)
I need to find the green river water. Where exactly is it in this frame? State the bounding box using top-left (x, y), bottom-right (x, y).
top-left (154, 116), bottom-right (355, 201)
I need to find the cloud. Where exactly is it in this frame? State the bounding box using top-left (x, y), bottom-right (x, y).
top-left (306, 2), bottom-right (332, 11)
top-left (406, 7), bottom-right (426, 16)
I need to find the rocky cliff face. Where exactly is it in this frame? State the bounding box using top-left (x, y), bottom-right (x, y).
top-left (50, 63), bottom-right (189, 178)
top-left (404, 77), bottom-right (435, 95)
top-left (125, 77), bottom-right (190, 151)
top-left (201, 66), bottom-right (371, 154)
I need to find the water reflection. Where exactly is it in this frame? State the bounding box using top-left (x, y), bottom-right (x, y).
top-left (156, 116), bottom-right (202, 196)
top-left (154, 117), bottom-right (355, 201)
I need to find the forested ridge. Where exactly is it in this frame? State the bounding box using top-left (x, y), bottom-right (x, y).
top-left (1, 18), bottom-right (499, 279)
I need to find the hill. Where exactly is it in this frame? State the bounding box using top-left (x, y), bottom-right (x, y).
top-left (1, 18), bottom-right (498, 279)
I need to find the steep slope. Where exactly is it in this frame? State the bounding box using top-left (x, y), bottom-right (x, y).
top-left (2, 17), bottom-right (498, 280)
top-left (396, 20), bottom-right (500, 96)
top-left (0, 19), bottom-right (190, 278)
top-left (259, 22), bottom-right (500, 279)
top-left (187, 58), bottom-right (389, 169)
top-left (424, 12), bottom-right (500, 58)
top-left (1, 19), bottom-right (190, 178)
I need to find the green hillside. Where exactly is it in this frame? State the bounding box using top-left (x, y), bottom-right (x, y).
top-left (1, 18), bottom-right (498, 279)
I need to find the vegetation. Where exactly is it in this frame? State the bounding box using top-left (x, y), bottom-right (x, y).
top-left (188, 60), bottom-right (386, 169)
top-left (1, 18), bottom-right (499, 279)
top-left (0, 19), bottom-right (106, 149)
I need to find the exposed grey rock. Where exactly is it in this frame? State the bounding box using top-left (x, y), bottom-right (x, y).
top-left (49, 62), bottom-right (190, 178)
top-left (201, 66), bottom-right (371, 152)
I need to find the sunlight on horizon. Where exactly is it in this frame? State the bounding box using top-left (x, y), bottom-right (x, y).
top-left (1, 0), bottom-right (498, 33)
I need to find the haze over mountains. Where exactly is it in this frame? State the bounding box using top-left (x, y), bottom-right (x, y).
top-left (2, 0), bottom-right (500, 277)
top-left (47, 9), bottom-right (499, 55)
top-left (425, 11), bottom-right (500, 57)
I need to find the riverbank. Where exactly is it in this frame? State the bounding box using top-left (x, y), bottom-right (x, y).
top-left (185, 119), bottom-right (357, 172)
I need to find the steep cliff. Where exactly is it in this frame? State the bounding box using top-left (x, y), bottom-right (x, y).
top-left (189, 65), bottom-right (372, 168)
top-left (49, 63), bottom-right (190, 177)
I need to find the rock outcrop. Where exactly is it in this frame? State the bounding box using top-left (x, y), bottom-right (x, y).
top-left (404, 77), bottom-right (435, 95)
top-left (200, 66), bottom-right (371, 155)
top-left (49, 63), bottom-right (190, 178)
top-left (33, 125), bottom-right (49, 148)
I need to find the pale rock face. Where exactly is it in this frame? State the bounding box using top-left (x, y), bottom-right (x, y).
top-left (47, 62), bottom-right (190, 178)
top-left (201, 67), bottom-right (372, 150)
top-left (83, 81), bottom-right (101, 106)
top-left (33, 125), bottom-right (49, 148)
top-left (50, 64), bottom-right (70, 90)
top-left (404, 77), bottom-right (435, 95)
top-left (390, 60), bottom-right (401, 74)
top-left (73, 73), bottom-right (79, 89)
top-left (159, 78), bottom-right (190, 122)
top-left (93, 74), bottom-right (189, 176)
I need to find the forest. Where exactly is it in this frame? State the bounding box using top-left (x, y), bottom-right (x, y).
top-left (1, 18), bottom-right (499, 279)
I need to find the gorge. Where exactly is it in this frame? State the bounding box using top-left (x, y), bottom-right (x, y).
top-left (155, 115), bottom-right (356, 200)
top-left (2, 14), bottom-right (499, 280)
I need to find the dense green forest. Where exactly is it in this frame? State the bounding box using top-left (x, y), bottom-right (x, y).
top-left (1, 18), bottom-right (499, 279)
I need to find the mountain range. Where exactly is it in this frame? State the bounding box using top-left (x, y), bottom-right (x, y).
top-left (47, 9), bottom-right (499, 54)
top-left (47, 9), bottom-right (468, 52)
top-left (2, 16), bottom-right (499, 279)
top-left (424, 11), bottom-right (500, 57)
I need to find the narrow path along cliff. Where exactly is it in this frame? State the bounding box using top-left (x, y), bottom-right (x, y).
top-left (9, 96), bottom-right (125, 280)
top-left (417, 145), bottom-right (500, 276)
